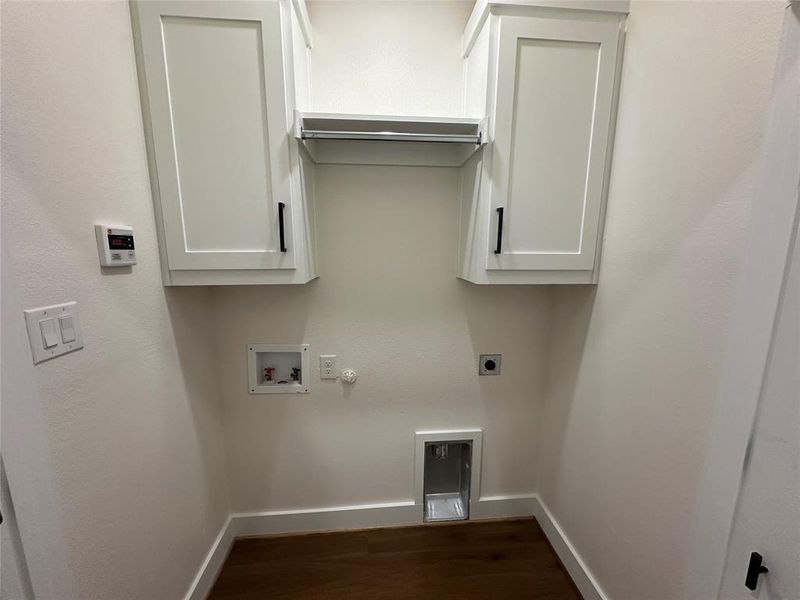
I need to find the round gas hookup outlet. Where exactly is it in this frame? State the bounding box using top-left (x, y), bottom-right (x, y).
top-left (341, 369), bottom-right (357, 384)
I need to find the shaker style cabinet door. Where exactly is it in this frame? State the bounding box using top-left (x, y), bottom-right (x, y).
top-left (487, 16), bottom-right (620, 271)
top-left (132, 1), bottom-right (295, 271)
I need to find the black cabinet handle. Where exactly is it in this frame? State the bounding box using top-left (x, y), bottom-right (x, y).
top-left (278, 202), bottom-right (287, 253)
top-left (494, 207), bottom-right (504, 254)
top-left (745, 552), bottom-right (768, 591)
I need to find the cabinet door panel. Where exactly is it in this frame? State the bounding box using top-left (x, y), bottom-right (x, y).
top-left (488, 16), bottom-right (619, 271)
top-left (135, 1), bottom-right (294, 270)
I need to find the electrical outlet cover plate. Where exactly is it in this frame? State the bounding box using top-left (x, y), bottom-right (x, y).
top-left (320, 354), bottom-right (337, 379)
top-left (479, 354), bottom-right (501, 376)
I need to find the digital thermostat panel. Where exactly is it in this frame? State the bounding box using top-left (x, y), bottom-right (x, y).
top-left (95, 224), bottom-right (136, 267)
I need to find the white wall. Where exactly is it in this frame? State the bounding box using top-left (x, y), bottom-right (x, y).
top-left (215, 165), bottom-right (550, 512)
top-left (307, 0), bottom-right (472, 115)
top-left (214, 0), bottom-right (550, 514)
top-left (535, 2), bottom-right (785, 599)
top-left (690, 7), bottom-right (800, 596)
top-left (1, 2), bottom-right (229, 598)
top-left (1, 462), bottom-right (34, 600)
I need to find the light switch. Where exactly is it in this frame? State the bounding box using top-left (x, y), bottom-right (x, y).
top-left (59, 314), bottom-right (76, 343)
top-left (39, 318), bottom-right (59, 348)
top-left (24, 301), bottom-right (83, 364)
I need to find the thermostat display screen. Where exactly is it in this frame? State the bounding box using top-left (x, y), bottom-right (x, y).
top-left (95, 224), bottom-right (136, 267)
top-left (108, 234), bottom-right (134, 250)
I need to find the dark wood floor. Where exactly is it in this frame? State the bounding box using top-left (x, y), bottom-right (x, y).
top-left (209, 518), bottom-right (581, 599)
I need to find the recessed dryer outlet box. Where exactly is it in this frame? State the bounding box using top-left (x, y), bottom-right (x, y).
top-left (479, 354), bottom-right (501, 376)
top-left (248, 344), bottom-right (309, 394)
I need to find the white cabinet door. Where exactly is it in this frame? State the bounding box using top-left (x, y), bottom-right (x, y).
top-left (133, 1), bottom-right (294, 271)
top-left (487, 16), bottom-right (620, 271)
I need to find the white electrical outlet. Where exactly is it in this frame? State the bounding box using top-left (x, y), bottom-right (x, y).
top-left (320, 354), bottom-right (337, 379)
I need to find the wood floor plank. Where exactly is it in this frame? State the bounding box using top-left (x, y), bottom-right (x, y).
top-left (209, 519), bottom-right (581, 599)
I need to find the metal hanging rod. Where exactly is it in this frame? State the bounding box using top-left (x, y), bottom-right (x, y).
top-left (300, 128), bottom-right (482, 145)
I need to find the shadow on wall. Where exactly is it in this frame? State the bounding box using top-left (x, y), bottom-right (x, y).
top-left (1, 459), bottom-right (35, 600)
top-left (205, 281), bottom-right (317, 508)
top-left (536, 285), bottom-right (597, 504)
top-left (163, 287), bottom-right (231, 520)
top-left (461, 280), bottom-right (552, 495)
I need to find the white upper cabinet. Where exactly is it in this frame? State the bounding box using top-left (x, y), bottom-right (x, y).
top-left (131, 0), bottom-right (626, 286)
top-left (131, 0), bottom-right (317, 285)
top-left (458, 4), bottom-right (626, 284)
top-left (491, 17), bottom-right (618, 271)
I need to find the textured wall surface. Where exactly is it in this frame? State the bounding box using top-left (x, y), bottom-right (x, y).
top-left (307, 0), bottom-right (473, 116)
top-left (1, 463), bottom-right (33, 600)
top-left (719, 157), bottom-right (799, 598)
top-left (535, 2), bottom-right (785, 599)
top-left (1, 1), bottom-right (229, 598)
top-left (215, 165), bottom-right (549, 511)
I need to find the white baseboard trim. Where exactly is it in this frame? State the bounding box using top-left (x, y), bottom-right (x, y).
top-left (230, 495), bottom-right (540, 538)
top-left (472, 494), bottom-right (538, 520)
top-left (185, 515), bottom-right (235, 600)
top-left (232, 500), bottom-right (419, 536)
top-left (186, 495), bottom-right (569, 600)
top-left (532, 495), bottom-right (608, 600)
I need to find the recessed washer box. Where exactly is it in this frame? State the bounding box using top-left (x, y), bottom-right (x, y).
top-left (248, 344), bottom-right (309, 394)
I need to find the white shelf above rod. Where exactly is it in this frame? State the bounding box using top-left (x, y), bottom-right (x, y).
top-left (300, 129), bottom-right (482, 145)
top-left (294, 112), bottom-right (489, 167)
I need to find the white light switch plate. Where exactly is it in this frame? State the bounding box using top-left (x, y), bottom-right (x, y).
top-left (24, 301), bottom-right (84, 364)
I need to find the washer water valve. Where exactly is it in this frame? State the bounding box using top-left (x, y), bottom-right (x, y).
top-left (340, 369), bottom-right (357, 384)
